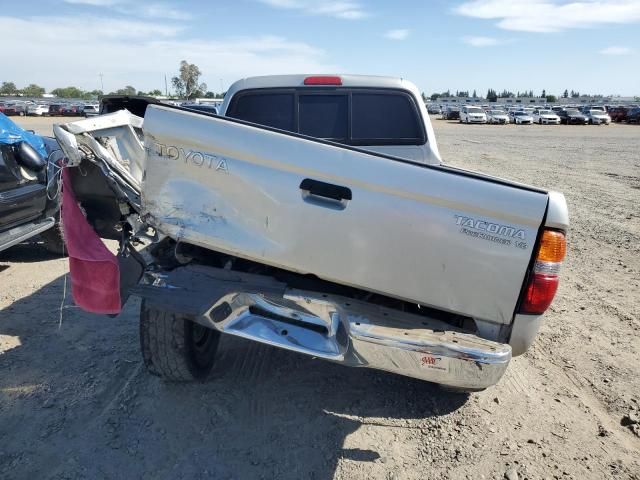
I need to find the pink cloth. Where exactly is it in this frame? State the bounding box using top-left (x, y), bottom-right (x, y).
top-left (62, 168), bottom-right (121, 314)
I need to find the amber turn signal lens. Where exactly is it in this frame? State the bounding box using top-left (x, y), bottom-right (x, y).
top-left (537, 230), bottom-right (566, 263)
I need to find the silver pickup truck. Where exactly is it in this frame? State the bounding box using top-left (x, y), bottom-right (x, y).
top-left (54, 75), bottom-right (568, 391)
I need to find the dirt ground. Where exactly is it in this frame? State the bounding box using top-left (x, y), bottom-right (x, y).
top-left (1, 116), bottom-right (639, 480)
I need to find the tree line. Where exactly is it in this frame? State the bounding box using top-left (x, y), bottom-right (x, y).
top-left (425, 87), bottom-right (608, 104)
top-left (1, 60), bottom-right (222, 100)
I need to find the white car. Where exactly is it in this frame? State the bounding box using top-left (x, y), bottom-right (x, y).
top-left (83, 104), bottom-right (100, 117)
top-left (513, 111), bottom-right (533, 125)
top-left (486, 109), bottom-right (509, 124)
top-left (459, 106), bottom-right (487, 124)
top-left (586, 110), bottom-right (611, 125)
top-left (26, 104), bottom-right (49, 116)
top-left (532, 109), bottom-right (561, 125)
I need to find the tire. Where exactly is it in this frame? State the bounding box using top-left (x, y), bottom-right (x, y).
top-left (40, 221), bottom-right (66, 255)
top-left (139, 301), bottom-right (221, 382)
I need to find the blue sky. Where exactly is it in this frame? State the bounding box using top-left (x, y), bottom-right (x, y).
top-left (2, 0), bottom-right (639, 96)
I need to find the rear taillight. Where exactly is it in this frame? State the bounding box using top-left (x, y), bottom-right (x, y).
top-left (303, 76), bottom-right (342, 86)
top-left (520, 229), bottom-right (566, 314)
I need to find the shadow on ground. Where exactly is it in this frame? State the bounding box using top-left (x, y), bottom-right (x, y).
top-left (0, 239), bottom-right (62, 264)
top-left (0, 274), bottom-right (469, 480)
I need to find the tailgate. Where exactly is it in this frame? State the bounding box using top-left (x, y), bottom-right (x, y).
top-left (141, 105), bottom-right (548, 324)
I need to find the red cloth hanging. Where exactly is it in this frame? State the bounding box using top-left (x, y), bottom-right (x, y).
top-left (61, 168), bottom-right (121, 314)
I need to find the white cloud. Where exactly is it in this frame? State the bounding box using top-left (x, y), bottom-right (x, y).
top-left (455, 0), bottom-right (640, 33)
top-left (259, 0), bottom-right (369, 19)
top-left (132, 3), bottom-right (192, 20)
top-left (599, 46), bottom-right (633, 55)
top-left (0, 15), bottom-right (339, 93)
top-left (462, 35), bottom-right (500, 46)
top-left (63, 0), bottom-right (192, 20)
top-left (384, 29), bottom-right (410, 40)
top-left (64, 0), bottom-right (121, 5)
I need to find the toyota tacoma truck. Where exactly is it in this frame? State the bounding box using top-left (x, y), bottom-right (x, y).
top-left (54, 75), bottom-right (569, 391)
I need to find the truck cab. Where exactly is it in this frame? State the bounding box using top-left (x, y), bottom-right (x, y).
top-left (218, 74), bottom-right (441, 165)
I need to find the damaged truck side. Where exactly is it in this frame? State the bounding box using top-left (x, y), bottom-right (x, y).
top-left (54, 75), bottom-right (568, 390)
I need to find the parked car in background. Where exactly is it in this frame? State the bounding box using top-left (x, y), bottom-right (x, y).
top-left (581, 105), bottom-right (606, 114)
top-left (626, 107), bottom-right (640, 124)
top-left (61, 104), bottom-right (85, 116)
top-left (586, 109), bottom-right (611, 125)
top-left (532, 109), bottom-right (561, 125)
top-left (426, 104), bottom-right (441, 114)
top-left (609, 106), bottom-right (629, 122)
top-left (459, 106), bottom-right (487, 124)
top-left (48, 104), bottom-right (64, 116)
top-left (486, 109), bottom-right (509, 124)
top-left (83, 104), bottom-right (99, 117)
top-left (3, 102), bottom-right (26, 116)
top-left (442, 106), bottom-right (460, 120)
top-left (557, 109), bottom-right (588, 125)
top-left (513, 111), bottom-right (533, 125)
top-left (27, 104), bottom-right (50, 116)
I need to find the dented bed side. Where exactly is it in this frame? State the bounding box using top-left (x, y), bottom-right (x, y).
top-left (138, 105), bottom-right (551, 325)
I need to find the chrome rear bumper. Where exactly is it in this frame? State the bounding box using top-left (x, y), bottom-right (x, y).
top-left (202, 291), bottom-right (511, 390)
top-left (135, 268), bottom-right (511, 389)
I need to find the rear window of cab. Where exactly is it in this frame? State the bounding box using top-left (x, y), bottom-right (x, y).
top-left (226, 88), bottom-right (426, 146)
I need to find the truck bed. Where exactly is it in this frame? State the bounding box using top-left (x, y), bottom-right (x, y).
top-left (136, 104), bottom-right (551, 325)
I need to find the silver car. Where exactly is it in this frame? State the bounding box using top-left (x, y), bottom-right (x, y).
top-left (486, 109), bottom-right (509, 124)
top-left (513, 111), bottom-right (534, 125)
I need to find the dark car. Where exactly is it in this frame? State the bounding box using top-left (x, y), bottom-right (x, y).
top-left (0, 113), bottom-right (64, 254)
top-left (609, 106), bottom-right (629, 122)
top-left (442, 106), bottom-right (460, 120)
top-left (2, 103), bottom-right (26, 116)
top-left (61, 104), bottom-right (84, 116)
top-left (556, 108), bottom-right (588, 125)
top-left (99, 95), bottom-right (163, 117)
top-left (626, 107), bottom-right (640, 124)
top-left (48, 104), bottom-right (64, 116)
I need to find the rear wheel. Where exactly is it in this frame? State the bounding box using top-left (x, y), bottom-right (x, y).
top-left (139, 301), bottom-right (221, 381)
